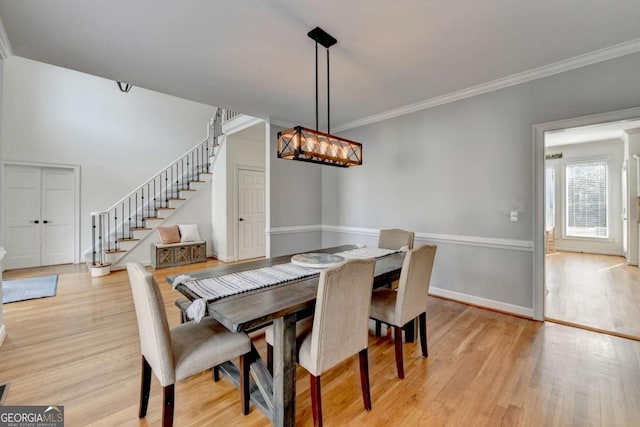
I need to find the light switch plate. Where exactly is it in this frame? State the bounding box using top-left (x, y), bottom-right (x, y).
top-left (510, 210), bottom-right (518, 222)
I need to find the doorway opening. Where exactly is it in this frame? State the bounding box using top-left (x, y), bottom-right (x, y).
top-left (534, 111), bottom-right (640, 340)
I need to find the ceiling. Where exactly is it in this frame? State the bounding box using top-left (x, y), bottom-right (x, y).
top-left (2, 1), bottom-right (640, 130)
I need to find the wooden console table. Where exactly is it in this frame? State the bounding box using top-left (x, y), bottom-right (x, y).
top-left (151, 241), bottom-right (206, 269)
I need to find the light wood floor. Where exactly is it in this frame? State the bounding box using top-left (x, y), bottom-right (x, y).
top-left (1, 261), bottom-right (640, 426)
top-left (546, 251), bottom-right (640, 339)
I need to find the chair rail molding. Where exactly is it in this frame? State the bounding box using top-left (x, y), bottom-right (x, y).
top-left (268, 224), bottom-right (534, 317)
top-left (320, 225), bottom-right (533, 251)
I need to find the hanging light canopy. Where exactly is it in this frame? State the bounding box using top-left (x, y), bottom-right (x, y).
top-left (277, 27), bottom-right (363, 167)
top-left (117, 81), bottom-right (133, 93)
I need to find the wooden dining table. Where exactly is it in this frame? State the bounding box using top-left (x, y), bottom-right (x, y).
top-left (167, 245), bottom-right (406, 427)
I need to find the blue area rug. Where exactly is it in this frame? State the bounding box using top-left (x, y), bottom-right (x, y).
top-left (2, 274), bottom-right (58, 304)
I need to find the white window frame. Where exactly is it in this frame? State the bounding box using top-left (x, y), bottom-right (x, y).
top-left (561, 156), bottom-right (613, 242)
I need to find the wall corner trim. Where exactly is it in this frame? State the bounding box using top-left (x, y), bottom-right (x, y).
top-left (333, 37), bottom-right (640, 132)
top-left (429, 286), bottom-right (533, 318)
top-left (0, 15), bottom-right (13, 59)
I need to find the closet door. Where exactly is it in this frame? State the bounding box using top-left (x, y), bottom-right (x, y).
top-left (41, 168), bottom-right (75, 266)
top-left (4, 165), bottom-right (42, 269)
top-left (4, 165), bottom-right (75, 269)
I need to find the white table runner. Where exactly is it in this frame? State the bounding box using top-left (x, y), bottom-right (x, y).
top-left (173, 246), bottom-right (403, 321)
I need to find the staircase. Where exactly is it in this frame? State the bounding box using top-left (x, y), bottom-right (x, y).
top-left (88, 108), bottom-right (227, 275)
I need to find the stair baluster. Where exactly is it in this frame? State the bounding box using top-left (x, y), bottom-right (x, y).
top-left (88, 109), bottom-right (231, 269)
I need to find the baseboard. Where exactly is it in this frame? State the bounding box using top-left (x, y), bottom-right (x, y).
top-left (553, 247), bottom-right (624, 257)
top-left (0, 325), bottom-right (6, 348)
top-left (211, 252), bottom-right (235, 263)
top-left (429, 286), bottom-right (533, 318)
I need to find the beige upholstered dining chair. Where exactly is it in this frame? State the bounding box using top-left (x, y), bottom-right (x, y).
top-left (375, 228), bottom-right (416, 335)
top-left (297, 258), bottom-right (376, 427)
top-left (378, 228), bottom-right (415, 251)
top-left (126, 262), bottom-right (253, 426)
top-left (369, 244), bottom-right (437, 379)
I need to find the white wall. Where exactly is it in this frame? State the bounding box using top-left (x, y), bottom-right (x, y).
top-left (1, 56), bottom-right (215, 257)
top-left (545, 139), bottom-right (624, 255)
top-left (211, 123), bottom-right (266, 261)
top-left (318, 51), bottom-right (640, 315)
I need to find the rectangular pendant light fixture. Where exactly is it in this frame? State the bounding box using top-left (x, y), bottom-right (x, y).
top-left (277, 126), bottom-right (362, 167)
top-left (277, 27), bottom-right (363, 167)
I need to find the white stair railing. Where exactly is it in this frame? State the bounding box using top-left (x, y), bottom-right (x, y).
top-left (90, 108), bottom-right (228, 266)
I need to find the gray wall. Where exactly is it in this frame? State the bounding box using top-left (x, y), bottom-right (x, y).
top-left (269, 124), bottom-right (322, 256)
top-left (321, 51), bottom-right (640, 312)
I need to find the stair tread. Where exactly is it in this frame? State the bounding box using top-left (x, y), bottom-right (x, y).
top-left (190, 180), bottom-right (206, 183)
top-left (144, 217), bottom-right (165, 220)
top-left (117, 238), bottom-right (140, 242)
top-left (157, 207), bottom-right (176, 210)
top-left (167, 198), bottom-right (187, 201)
top-left (130, 227), bottom-right (152, 231)
top-left (180, 189), bottom-right (197, 192)
top-left (104, 250), bottom-right (126, 254)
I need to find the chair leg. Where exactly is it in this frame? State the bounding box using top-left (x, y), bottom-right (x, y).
top-left (358, 349), bottom-right (372, 411)
top-left (393, 326), bottom-right (405, 379)
top-left (162, 384), bottom-right (175, 427)
top-left (139, 356), bottom-right (152, 418)
top-left (310, 374), bottom-right (323, 427)
top-left (212, 365), bottom-right (220, 382)
top-left (239, 353), bottom-right (251, 415)
top-left (419, 312), bottom-right (428, 357)
top-left (267, 343), bottom-right (273, 374)
top-left (375, 320), bottom-right (382, 337)
top-left (180, 311), bottom-right (187, 324)
top-left (403, 319), bottom-right (416, 343)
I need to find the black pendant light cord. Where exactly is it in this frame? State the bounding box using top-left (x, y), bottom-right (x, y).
top-left (327, 48), bottom-right (330, 134)
top-left (315, 42), bottom-right (319, 131)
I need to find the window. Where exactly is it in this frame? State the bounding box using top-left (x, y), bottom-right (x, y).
top-left (565, 161), bottom-right (608, 238)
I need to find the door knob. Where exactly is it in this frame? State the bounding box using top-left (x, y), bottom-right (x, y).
top-left (239, 218), bottom-right (244, 221)
top-left (43, 220), bottom-right (50, 224)
top-left (30, 220), bottom-right (40, 224)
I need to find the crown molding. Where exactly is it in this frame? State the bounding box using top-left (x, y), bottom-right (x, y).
top-left (334, 37), bottom-right (640, 132)
top-left (269, 118), bottom-right (296, 129)
top-left (0, 15), bottom-right (13, 59)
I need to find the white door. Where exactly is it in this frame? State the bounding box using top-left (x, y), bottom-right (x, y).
top-left (237, 169), bottom-right (266, 260)
top-left (4, 165), bottom-right (75, 269)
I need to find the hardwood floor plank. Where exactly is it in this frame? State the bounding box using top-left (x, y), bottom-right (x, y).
top-left (546, 251), bottom-right (640, 339)
top-left (0, 261), bottom-right (639, 425)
